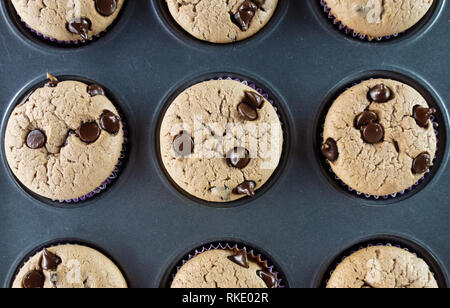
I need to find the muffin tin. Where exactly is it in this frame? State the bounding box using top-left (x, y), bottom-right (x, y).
top-left (0, 0), bottom-right (449, 288)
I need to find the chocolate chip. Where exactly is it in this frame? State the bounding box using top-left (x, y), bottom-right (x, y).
top-left (412, 152), bottom-right (431, 174)
top-left (321, 138), bottom-right (338, 162)
top-left (26, 130), bottom-right (46, 149)
top-left (413, 105), bottom-right (436, 128)
top-left (245, 91), bottom-right (265, 109)
top-left (369, 84), bottom-right (392, 103)
top-left (100, 111), bottom-right (120, 134)
top-left (67, 18), bottom-right (92, 40)
top-left (173, 131), bottom-right (194, 157)
top-left (227, 147), bottom-right (250, 169)
top-left (355, 111), bottom-right (378, 129)
top-left (22, 270), bottom-right (45, 288)
top-left (87, 84), bottom-right (105, 97)
top-left (227, 251), bottom-right (250, 268)
top-left (41, 249), bottom-right (62, 271)
top-left (233, 181), bottom-right (256, 197)
top-left (45, 73), bottom-right (59, 88)
top-left (256, 270), bottom-right (278, 288)
top-left (362, 122), bottom-right (384, 144)
top-left (232, 0), bottom-right (259, 31)
top-left (95, 0), bottom-right (117, 16)
top-left (78, 122), bottom-right (101, 143)
top-left (237, 102), bottom-right (258, 121)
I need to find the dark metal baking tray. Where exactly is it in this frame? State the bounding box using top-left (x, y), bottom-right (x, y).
top-left (0, 0), bottom-right (449, 288)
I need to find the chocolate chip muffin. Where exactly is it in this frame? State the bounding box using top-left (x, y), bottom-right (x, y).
top-left (327, 246), bottom-right (438, 288)
top-left (11, 0), bottom-right (125, 42)
top-left (321, 79), bottom-right (437, 197)
top-left (171, 248), bottom-right (278, 288)
top-left (4, 74), bottom-right (124, 201)
top-left (159, 79), bottom-right (283, 203)
top-left (323, 0), bottom-right (434, 40)
top-left (12, 244), bottom-right (127, 288)
top-left (165, 0), bottom-right (279, 43)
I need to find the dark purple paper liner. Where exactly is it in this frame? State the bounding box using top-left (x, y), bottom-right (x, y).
top-left (321, 80), bottom-right (439, 200)
top-left (320, 0), bottom-right (402, 41)
top-left (11, 241), bottom-right (128, 288)
top-left (55, 118), bottom-right (128, 204)
top-left (171, 242), bottom-right (285, 288)
top-left (325, 242), bottom-right (439, 287)
top-left (23, 20), bottom-right (100, 45)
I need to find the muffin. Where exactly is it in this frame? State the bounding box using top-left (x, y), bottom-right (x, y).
top-left (12, 244), bottom-right (127, 288)
top-left (321, 79), bottom-right (437, 197)
top-left (11, 0), bottom-right (125, 43)
top-left (4, 74), bottom-right (124, 202)
top-left (322, 0), bottom-right (434, 40)
top-left (159, 79), bottom-right (283, 202)
top-left (171, 248), bottom-right (278, 288)
top-left (327, 246), bottom-right (438, 288)
top-left (165, 0), bottom-right (279, 43)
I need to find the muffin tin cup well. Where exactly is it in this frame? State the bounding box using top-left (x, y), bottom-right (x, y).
top-left (0, 74), bottom-right (130, 209)
top-left (314, 235), bottom-right (448, 288)
top-left (310, 0), bottom-right (445, 44)
top-left (313, 69), bottom-right (448, 205)
top-left (1, 0), bottom-right (134, 50)
top-left (154, 72), bottom-right (292, 209)
top-left (152, 0), bottom-right (289, 50)
top-left (160, 239), bottom-right (288, 288)
top-left (7, 238), bottom-right (129, 288)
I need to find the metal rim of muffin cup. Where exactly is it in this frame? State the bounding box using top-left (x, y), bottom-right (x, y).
top-left (312, 0), bottom-right (444, 45)
top-left (313, 69), bottom-right (448, 205)
top-left (6, 238), bottom-right (130, 288)
top-left (159, 239), bottom-right (289, 288)
top-left (0, 0), bottom-right (134, 50)
top-left (152, 0), bottom-right (289, 50)
top-left (0, 74), bottom-right (130, 209)
top-left (314, 235), bottom-right (448, 288)
top-left (153, 72), bottom-right (292, 209)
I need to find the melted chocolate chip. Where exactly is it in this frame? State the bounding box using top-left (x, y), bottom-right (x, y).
top-left (369, 84), bottom-right (392, 103)
top-left (173, 131), bottom-right (194, 157)
top-left (256, 270), bottom-right (278, 288)
top-left (362, 122), bottom-right (384, 144)
top-left (233, 181), bottom-right (256, 197)
top-left (22, 270), bottom-right (45, 289)
top-left (355, 111), bottom-right (378, 129)
top-left (321, 138), bottom-right (338, 162)
top-left (41, 249), bottom-right (62, 271)
top-left (100, 111), bottom-right (120, 134)
top-left (67, 18), bottom-right (92, 40)
top-left (26, 130), bottom-right (46, 149)
top-left (87, 84), bottom-right (105, 97)
top-left (232, 0), bottom-right (259, 31)
top-left (245, 91), bottom-right (265, 109)
top-left (227, 147), bottom-right (250, 169)
top-left (237, 102), bottom-right (258, 121)
top-left (95, 0), bottom-right (117, 16)
top-left (46, 73), bottom-right (59, 88)
top-left (227, 251), bottom-right (250, 268)
top-left (413, 105), bottom-right (436, 128)
top-left (412, 152), bottom-right (431, 174)
top-left (78, 122), bottom-right (101, 143)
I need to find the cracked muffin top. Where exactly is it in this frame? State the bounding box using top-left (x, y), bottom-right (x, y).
top-left (11, 0), bottom-right (125, 42)
top-left (12, 244), bottom-right (127, 288)
top-left (324, 0), bottom-right (434, 39)
top-left (165, 0), bottom-right (279, 43)
top-left (327, 246), bottom-right (438, 288)
top-left (322, 79), bottom-right (437, 197)
top-left (171, 248), bottom-right (278, 288)
top-left (4, 75), bottom-right (124, 201)
top-left (159, 80), bottom-right (283, 203)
